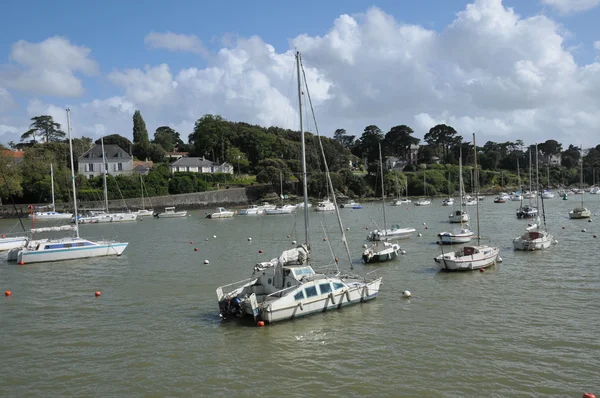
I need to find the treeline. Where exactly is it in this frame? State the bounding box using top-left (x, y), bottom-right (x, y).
top-left (2, 111), bottom-right (600, 205)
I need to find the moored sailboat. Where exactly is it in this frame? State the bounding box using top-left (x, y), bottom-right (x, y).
top-left (569, 148), bottom-right (591, 219)
top-left (28, 164), bottom-right (73, 222)
top-left (435, 134), bottom-right (499, 270)
top-left (216, 51), bottom-right (382, 324)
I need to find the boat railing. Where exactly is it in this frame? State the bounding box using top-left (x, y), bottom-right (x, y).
top-left (265, 285), bottom-right (297, 299)
top-left (216, 277), bottom-right (256, 300)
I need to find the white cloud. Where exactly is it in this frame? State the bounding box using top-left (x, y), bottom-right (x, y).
top-left (541, 0), bottom-right (600, 14)
top-left (594, 41), bottom-right (600, 50)
top-left (144, 31), bottom-right (208, 56)
top-left (0, 88), bottom-right (16, 112)
top-left (2, 0), bottom-right (600, 149)
top-left (0, 36), bottom-right (98, 97)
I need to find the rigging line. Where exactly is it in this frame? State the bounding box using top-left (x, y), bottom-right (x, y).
top-left (110, 174), bottom-right (129, 211)
top-left (321, 221), bottom-right (340, 274)
top-left (299, 57), bottom-right (354, 271)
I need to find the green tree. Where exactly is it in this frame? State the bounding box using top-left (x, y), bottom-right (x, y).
top-left (132, 110), bottom-right (150, 146)
top-left (561, 145), bottom-right (581, 169)
top-left (21, 115), bottom-right (65, 143)
top-left (96, 134), bottom-right (131, 152)
top-left (333, 128), bottom-right (355, 149)
top-left (153, 126), bottom-right (183, 152)
top-left (0, 152), bottom-right (23, 199)
top-left (225, 147), bottom-right (250, 173)
top-left (383, 125), bottom-right (420, 159)
top-left (353, 125), bottom-right (383, 163)
top-left (424, 124), bottom-right (460, 162)
top-left (188, 114), bottom-right (226, 160)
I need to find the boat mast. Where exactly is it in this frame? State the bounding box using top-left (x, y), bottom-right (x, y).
top-left (458, 150), bottom-right (464, 227)
top-left (66, 109), bottom-right (80, 238)
top-left (473, 134), bottom-right (481, 245)
top-left (378, 142), bottom-right (387, 236)
top-left (535, 143), bottom-right (540, 223)
top-left (140, 174), bottom-right (145, 210)
top-left (517, 159), bottom-right (522, 208)
top-left (101, 137), bottom-right (109, 213)
top-left (296, 51), bottom-right (309, 246)
top-left (50, 163), bottom-right (55, 211)
top-left (580, 145), bottom-right (584, 208)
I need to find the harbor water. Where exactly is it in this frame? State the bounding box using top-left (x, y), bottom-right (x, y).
top-left (1, 196), bottom-right (599, 396)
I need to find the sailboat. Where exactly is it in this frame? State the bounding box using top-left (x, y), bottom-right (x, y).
top-left (28, 164), bottom-right (73, 222)
top-left (569, 147), bottom-right (591, 219)
top-left (414, 172), bottom-right (431, 206)
top-left (134, 174), bottom-right (153, 216)
top-left (439, 153), bottom-right (473, 244)
top-left (362, 143), bottom-right (401, 264)
top-left (216, 51), bottom-right (382, 324)
top-left (76, 137), bottom-right (138, 223)
top-left (540, 164), bottom-right (555, 199)
top-left (513, 143), bottom-right (555, 251)
top-left (517, 150), bottom-right (539, 219)
top-left (264, 170), bottom-right (295, 215)
top-left (434, 134), bottom-right (500, 271)
top-left (392, 175), bottom-right (411, 205)
top-left (511, 160), bottom-right (523, 202)
top-left (441, 172), bottom-right (454, 206)
top-left (11, 109), bottom-right (128, 264)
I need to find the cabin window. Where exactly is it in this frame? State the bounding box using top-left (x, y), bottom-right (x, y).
top-left (294, 291), bottom-right (305, 301)
top-left (333, 282), bottom-right (345, 290)
top-left (319, 283), bottom-right (332, 295)
top-left (305, 286), bottom-right (317, 298)
top-left (286, 282), bottom-right (291, 288)
top-left (267, 278), bottom-right (272, 285)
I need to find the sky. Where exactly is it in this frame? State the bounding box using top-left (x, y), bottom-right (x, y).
top-left (1, 0), bottom-right (600, 149)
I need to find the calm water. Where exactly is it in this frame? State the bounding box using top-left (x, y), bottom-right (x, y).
top-left (1, 196), bottom-right (599, 397)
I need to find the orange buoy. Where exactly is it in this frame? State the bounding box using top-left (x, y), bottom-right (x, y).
top-left (258, 249), bottom-right (263, 253)
top-left (583, 393), bottom-right (596, 398)
top-left (94, 291), bottom-right (101, 297)
top-left (194, 248), bottom-right (198, 251)
top-left (335, 258), bottom-right (339, 263)
top-left (5, 290), bottom-right (11, 297)
top-left (257, 320), bottom-right (265, 327)
top-left (1, 234), bottom-right (5, 238)
top-left (189, 241), bottom-right (193, 244)
top-left (479, 268), bottom-right (484, 273)
top-left (323, 238), bottom-right (327, 241)
top-left (18, 261), bottom-right (24, 266)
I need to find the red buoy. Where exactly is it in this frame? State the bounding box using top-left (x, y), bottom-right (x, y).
top-left (194, 248), bottom-right (198, 251)
top-left (1, 234), bottom-right (5, 238)
top-left (425, 226), bottom-right (428, 230)
top-left (258, 249), bottom-right (263, 253)
top-left (94, 291), bottom-right (101, 297)
top-left (365, 227), bottom-right (369, 230)
top-left (189, 241), bottom-right (193, 244)
top-left (5, 290), bottom-right (11, 297)
top-left (583, 393), bottom-right (596, 398)
top-left (594, 235), bottom-right (597, 239)
top-left (257, 321), bottom-right (265, 327)
top-left (479, 268), bottom-right (484, 273)
top-left (18, 261), bottom-right (24, 266)
top-left (323, 238), bottom-right (327, 241)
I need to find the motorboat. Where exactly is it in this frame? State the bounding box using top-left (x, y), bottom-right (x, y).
top-left (340, 201), bottom-right (362, 209)
top-left (362, 241), bottom-right (400, 263)
top-left (441, 198), bottom-right (454, 206)
top-left (315, 199), bottom-right (335, 212)
top-left (0, 234), bottom-right (28, 251)
top-left (414, 198), bottom-right (431, 206)
top-left (154, 207), bottom-right (187, 218)
top-left (541, 190), bottom-right (555, 199)
top-left (264, 204), bottom-right (295, 215)
top-left (238, 205), bottom-right (262, 215)
top-left (438, 227), bottom-right (474, 245)
top-left (569, 207), bottom-right (591, 219)
top-left (516, 204), bottom-right (538, 219)
top-left (367, 225), bottom-right (416, 241)
top-left (205, 207), bottom-right (234, 219)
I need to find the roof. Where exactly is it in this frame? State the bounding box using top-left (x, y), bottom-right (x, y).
top-left (2, 150), bottom-right (24, 158)
top-left (133, 160), bottom-right (153, 168)
top-left (171, 157), bottom-right (217, 167)
top-left (166, 151), bottom-right (189, 156)
top-left (79, 144), bottom-right (132, 160)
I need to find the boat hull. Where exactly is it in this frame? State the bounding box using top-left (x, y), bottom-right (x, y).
top-left (362, 243), bottom-right (399, 263)
top-left (0, 237), bottom-right (28, 251)
top-left (369, 227), bottom-right (416, 241)
top-left (17, 242), bottom-right (128, 264)
top-left (438, 231), bottom-right (474, 244)
top-left (78, 213), bottom-right (138, 223)
top-left (434, 246), bottom-right (499, 271)
top-left (513, 235), bottom-right (554, 251)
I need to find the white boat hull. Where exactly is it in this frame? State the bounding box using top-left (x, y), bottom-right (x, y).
top-left (265, 207), bottom-right (295, 215)
top-left (78, 213), bottom-right (138, 223)
top-left (29, 213), bottom-right (73, 222)
top-left (0, 237), bottom-right (28, 251)
top-left (135, 209), bottom-right (154, 217)
top-left (17, 240), bottom-right (128, 264)
top-left (156, 211), bottom-right (187, 218)
top-left (369, 227), bottom-right (416, 241)
top-left (569, 208), bottom-right (591, 219)
top-left (448, 212), bottom-right (470, 223)
top-left (438, 231), bottom-right (474, 244)
top-left (207, 212), bottom-right (234, 218)
top-left (434, 245), bottom-right (499, 271)
top-left (392, 199), bottom-right (411, 205)
top-left (513, 233), bottom-right (554, 251)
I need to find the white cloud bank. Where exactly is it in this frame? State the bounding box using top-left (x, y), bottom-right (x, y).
top-left (541, 0), bottom-right (600, 14)
top-left (144, 31), bottom-right (208, 56)
top-left (1, 0), bottom-right (600, 148)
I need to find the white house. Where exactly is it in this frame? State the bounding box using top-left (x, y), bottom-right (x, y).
top-left (169, 157), bottom-right (234, 174)
top-left (78, 144), bottom-right (133, 178)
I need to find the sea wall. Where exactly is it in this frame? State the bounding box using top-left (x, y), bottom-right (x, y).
top-left (0, 186), bottom-right (268, 218)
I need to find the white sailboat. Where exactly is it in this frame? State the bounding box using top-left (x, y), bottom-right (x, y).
top-left (362, 143), bottom-right (401, 264)
top-left (76, 137), bottom-right (137, 224)
top-left (414, 172), bottom-right (431, 206)
top-left (12, 109), bottom-right (128, 264)
top-left (134, 174), bottom-right (153, 216)
top-left (28, 164), bottom-right (73, 222)
top-left (264, 170), bottom-right (295, 215)
top-left (238, 204), bottom-right (262, 215)
top-left (216, 51), bottom-right (381, 324)
top-left (315, 198), bottom-right (335, 212)
top-left (435, 134), bottom-right (499, 270)
top-left (569, 149), bottom-right (591, 219)
top-left (440, 154), bottom-right (474, 244)
top-left (392, 175), bottom-right (411, 205)
top-left (513, 143), bottom-right (555, 251)
top-left (517, 152), bottom-right (538, 219)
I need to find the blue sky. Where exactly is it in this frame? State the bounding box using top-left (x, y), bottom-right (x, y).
top-left (1, 0), bottom-right (600, 147)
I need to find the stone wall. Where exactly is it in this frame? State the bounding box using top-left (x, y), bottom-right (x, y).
top-left (0, 186), bottom-right (269, 218)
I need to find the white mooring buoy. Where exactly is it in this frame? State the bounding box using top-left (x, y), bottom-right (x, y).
top-left (402, 290), bottom-right (412, 298)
